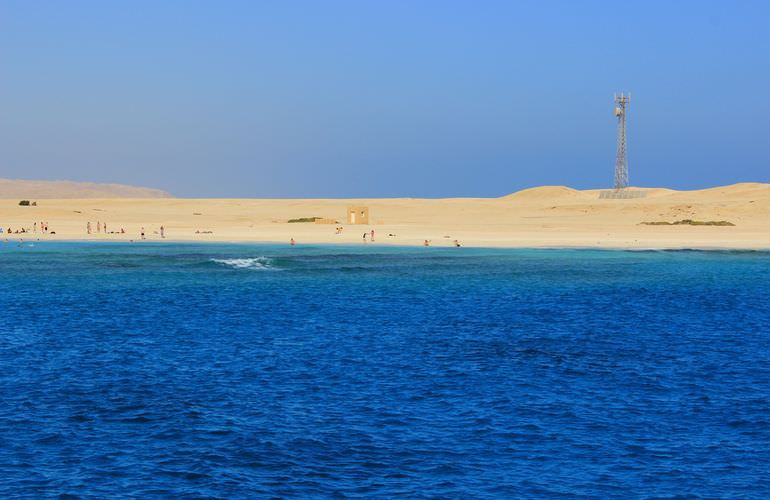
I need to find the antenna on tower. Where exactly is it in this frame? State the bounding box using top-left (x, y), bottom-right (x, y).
top-left (613, 92), bottom-right (630, 190)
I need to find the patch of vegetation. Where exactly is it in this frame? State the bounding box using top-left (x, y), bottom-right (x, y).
top-left (288, 217), bottom-right (322, 223)
top-left (18, 200), bottom-right (33, 206)
top-left (640, 219), bottom-right (735, 226)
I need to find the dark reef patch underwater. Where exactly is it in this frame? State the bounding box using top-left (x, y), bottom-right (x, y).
top-left (1, 242), bottom-right (769, 498)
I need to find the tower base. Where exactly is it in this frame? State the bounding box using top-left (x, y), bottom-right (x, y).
top-left (598, 190), bottom-right (646, 200)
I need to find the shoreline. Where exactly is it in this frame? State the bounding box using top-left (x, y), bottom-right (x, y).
top-left (5, 236), bottom-right (770, 253)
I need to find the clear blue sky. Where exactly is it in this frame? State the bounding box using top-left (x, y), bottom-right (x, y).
top-left (1, 1), bottom-right (768, 198)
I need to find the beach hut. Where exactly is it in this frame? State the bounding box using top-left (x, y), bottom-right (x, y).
top-left (347, 206), bottom-right (369, 224)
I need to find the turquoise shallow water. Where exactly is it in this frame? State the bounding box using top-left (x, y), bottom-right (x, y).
top-left (1, 242), bottom-right (769, 498)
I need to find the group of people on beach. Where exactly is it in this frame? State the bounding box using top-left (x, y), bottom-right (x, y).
top-left (142, 226), bottom-right (165, 239)
top-left (85, 222), bottom-right (165, 240)
top-left (137, 226), bottom-right (165, 240)
top-left (86, 221), bottom-right (125, 235)
top-left (289, 226), bottom-right (461, 247)
top-left (1, 221), bottom-right (52, 235)
top-left (2, 220), bottom-right (463, 247)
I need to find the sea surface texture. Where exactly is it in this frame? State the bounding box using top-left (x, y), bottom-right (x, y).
top-left (1, 242), bottom-right (769, 498)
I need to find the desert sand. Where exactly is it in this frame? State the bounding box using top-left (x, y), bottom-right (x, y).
top-left (1, 183), bottom-right (769, 249)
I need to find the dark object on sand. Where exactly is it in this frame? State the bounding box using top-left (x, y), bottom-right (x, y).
top-left (288, 217), bottom-right (322, 223)
top-left (640, 219), bottom-right (735, 226)
top-left (18, 200), bottom-right (30, 206)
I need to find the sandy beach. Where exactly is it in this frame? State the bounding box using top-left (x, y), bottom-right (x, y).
top-left (2, 183), bottom-right (769, 249)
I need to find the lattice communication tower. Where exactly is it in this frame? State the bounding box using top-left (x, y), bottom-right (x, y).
top-left (613, 93), bottom-right (630, 190)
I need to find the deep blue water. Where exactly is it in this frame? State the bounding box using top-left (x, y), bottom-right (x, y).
top-left (1, 242), bottom-right (769, 498)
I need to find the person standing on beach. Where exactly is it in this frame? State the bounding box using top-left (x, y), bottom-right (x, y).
top-left (140, 227), bottom-right (145, 240)
top-left (97, 221), bottom-right (101, 233)
top-left (160, 226), bottom-right (165, 238)
top-left (104, 222), bottom-right (107, 234)
top-left (371, 229), bottom-right (375, 242)
top-left (290, 237), bottom-right (295, 246)
top-left (87, 222), bottom-right (91, 234)
top-left (362, 232), bottom-right (367, 243)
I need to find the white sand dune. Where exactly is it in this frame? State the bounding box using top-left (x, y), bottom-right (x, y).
top-left (0, 183), bottom-right (768, 249)
top-left (686, 182), bottom-right (770, 199)
top-left (500, 185), bottom-right (591, 203)
top-left (0, 178), bottom-right (171, 199)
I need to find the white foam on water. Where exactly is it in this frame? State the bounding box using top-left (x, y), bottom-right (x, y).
top-left (211, 257), bottom-right (275, 270)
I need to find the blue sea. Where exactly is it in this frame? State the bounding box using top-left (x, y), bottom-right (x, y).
top-left (1, 242), bottom-right (769, 498)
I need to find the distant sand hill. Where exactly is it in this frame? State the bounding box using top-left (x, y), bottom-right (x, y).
top-left (0, 178), bottom-right (171, 199)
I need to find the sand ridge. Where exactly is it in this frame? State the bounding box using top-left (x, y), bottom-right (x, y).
top-left (0, 178), bottom-right (171, 199)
